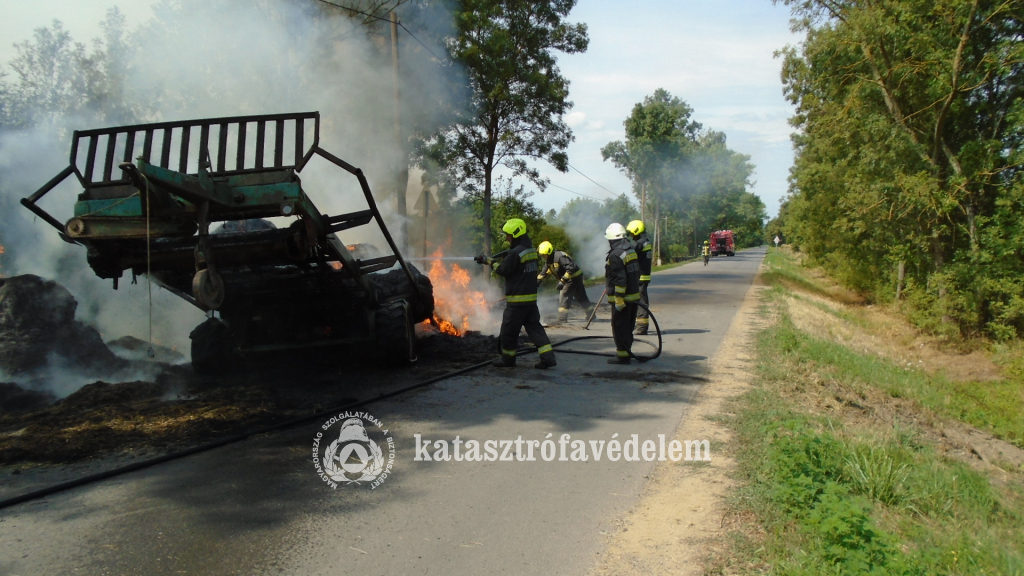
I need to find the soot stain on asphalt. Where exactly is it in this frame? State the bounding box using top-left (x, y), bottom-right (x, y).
top-left (0, 332), bottom-right (498, 466)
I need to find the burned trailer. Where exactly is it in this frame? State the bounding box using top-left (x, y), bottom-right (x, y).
top-left (21, 111), bottom-right (433, 372)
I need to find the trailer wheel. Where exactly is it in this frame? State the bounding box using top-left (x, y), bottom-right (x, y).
top-left (190, 317), bottom-right (235, 374)
top-left (369, 267), bottom-right (434, 323)
top-left (376, 301), bottom-right (416, 364)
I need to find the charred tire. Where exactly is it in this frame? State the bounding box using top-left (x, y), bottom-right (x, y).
top-left (370, 266), bottom-right (434, 323)
top-left (376, 301), bottom-right (416, 364)
top-left (190, 317), bottom-right (236, 374)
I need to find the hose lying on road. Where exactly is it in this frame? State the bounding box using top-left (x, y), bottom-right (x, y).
top-left (0, 305), bottom-right (661, 511)
top-left (551, 303), bottom-right (663, 363)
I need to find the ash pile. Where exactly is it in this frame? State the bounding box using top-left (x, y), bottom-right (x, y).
top-left (0, 274), bottom-right (168, 411)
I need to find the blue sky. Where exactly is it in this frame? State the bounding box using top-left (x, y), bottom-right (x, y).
top-left (545, 0), bottom-right (803, 217)
top-left (0, 0), bottom-right (802, 217)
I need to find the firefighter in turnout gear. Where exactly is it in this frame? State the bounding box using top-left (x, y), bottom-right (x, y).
top-left (702, 240), bottom-right (711, 265)
top-left (604, 223), bottom-right (641, 364)
top-left (626, 220), bottom-right (653, 335)
top-left (477, 218), bottom-right (556, 369)
top-left (537, 241), bottom-right (593, 323)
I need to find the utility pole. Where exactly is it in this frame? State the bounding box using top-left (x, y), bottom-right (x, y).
top-left (659, 215), bottom-right (668, 266)
top-left (640, 181), bottom-right (646, 223)
top-left (390, 11), bottom-right (408, 250)
top-left (652, 204), bottom-right (660, 267)
top-left (693, 218), bottom-right (697, 258)
top-left (422, 188), bottom-right (430, 258)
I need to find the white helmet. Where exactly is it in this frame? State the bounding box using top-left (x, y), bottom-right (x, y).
top-left (605, 223), bottom-right (627, 240)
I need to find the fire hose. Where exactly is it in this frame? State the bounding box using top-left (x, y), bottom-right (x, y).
top-left (0, 309), bottom-right (660, 512)
top-left (553, 302), bottom-right (663, 363)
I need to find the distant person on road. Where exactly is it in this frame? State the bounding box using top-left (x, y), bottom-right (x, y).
top-left (537, 241), bottom-right (593, 323)
top-left (702, 240), bottom-right (711, 265)
top-left (626, 220), bottom-right (653, 335)
top-left (605, 223), bottom-right (641, 364)
top-left (476, 218), bottom-right (556, 370)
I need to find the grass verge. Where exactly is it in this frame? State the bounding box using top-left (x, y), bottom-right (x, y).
top-left (708, 248), bottom-right (1024, 575)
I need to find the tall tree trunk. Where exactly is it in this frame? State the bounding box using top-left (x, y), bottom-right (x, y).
top-left (931, 228), bottom-right (952, 324)
top-left (483, 162), bottom-right (493, 258)
top-left (966, 202), bottom-right (978, 255)
top-left (896, 260), bottom-right (905, 300)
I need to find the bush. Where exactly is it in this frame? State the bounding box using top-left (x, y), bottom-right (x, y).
top-left (667, 243), bottom-right (688, 261)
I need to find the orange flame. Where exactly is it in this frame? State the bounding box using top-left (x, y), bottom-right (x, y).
top-left (423, 248), bottom-right (489, 337)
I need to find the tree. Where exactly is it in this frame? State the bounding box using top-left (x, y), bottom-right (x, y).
top-left (777, 0), bottom-right (1024, 337)
top-left (416, 0), bottom-right (588, 256)
top-left (601, 88), bottom-right (702, 219)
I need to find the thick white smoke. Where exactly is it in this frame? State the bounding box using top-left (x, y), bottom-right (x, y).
top-left (0, 0), bottom-right (462, 378)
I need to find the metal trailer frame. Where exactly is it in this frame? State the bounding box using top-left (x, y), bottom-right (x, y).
top-left (21, 111), bottom-right (430, 365)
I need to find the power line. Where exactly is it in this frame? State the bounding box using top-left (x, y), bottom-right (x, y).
top-left (567, 162), bottom-right (625, 198)
top-left (545, 181), bottom-right (602, 201)
top-left (312, 0), bottom-right (444, 61)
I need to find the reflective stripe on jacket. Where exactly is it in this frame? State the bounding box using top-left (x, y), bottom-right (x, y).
top-left (605, 238), bottom-right (641, 303)
top-left (633, 232), bottom-right (653, 283)
top-left (541, 250), bottom-right (582, 282)
top-left (496, 235), bottom-right (540, 306)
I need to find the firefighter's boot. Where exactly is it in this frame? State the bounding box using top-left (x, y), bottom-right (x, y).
top-left (534, 353), bottom-right (557, 369)
top-left (607, 352), bottom-right (630, 365)
top-left (492, 355), bottom-right (516, 368)
top-left (557, 308), bottom-right (569, 324)
top-left (634, 320), bottom-right (649, 336)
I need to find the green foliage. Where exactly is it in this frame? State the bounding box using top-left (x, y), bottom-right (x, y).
top-left (415, 0), bottom-right (588, 254)
top-left (843, 445), bottom-right (910, 507)
top-left (723, 251), bottom-right (1024, 574)
top-left (0, 10), bottom-right (135, 130)
top-left (666, 243), bottom-right (688, 261)
top-left (554, 195), bottom-right (640, 230)
top-left (445, 178), bottom-right (549, 254)
top-left (602, 89), bottom-right (767, 257)
top-left (534, 223), bottom-right (574, 258)
top-left (778, 0), bottom-right (1024, 338)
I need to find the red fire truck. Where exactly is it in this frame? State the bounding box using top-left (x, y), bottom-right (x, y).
top-left (710, 230), bottom-right (735, 257)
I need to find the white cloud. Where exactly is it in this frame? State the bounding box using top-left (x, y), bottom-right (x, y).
top-left (565, 110), bottom-right (587, 128)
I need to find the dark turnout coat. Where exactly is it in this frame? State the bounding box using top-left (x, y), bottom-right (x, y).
top-left (495, 234), bottom-right (540, 306)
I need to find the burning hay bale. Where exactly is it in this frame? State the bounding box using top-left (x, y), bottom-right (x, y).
top-left (421, 250), bottom-right (498, 336)
top-left (57, 380), bottom-right (166, 411)
top-left (0, 274), bottom-right (128, 378)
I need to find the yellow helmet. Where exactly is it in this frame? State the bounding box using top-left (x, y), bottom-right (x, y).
top-left (626, 220), bottom-right (645, 236)
top-left (704, 240), bottom-right (709, 244)
top-left (538, 241), bottom-right (554, 255)
top-left (501, 218), bottom-right (527, 238)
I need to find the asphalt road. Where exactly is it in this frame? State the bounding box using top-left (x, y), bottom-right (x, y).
top-left (0, 247), bottom-right (765, 576)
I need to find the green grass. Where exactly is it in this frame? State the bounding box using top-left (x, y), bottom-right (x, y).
top-left (709, 249), bottom-right (1024, 575)
top-left (765, 252), bottom-right (1024, 449)
top-left (762, 248), bottom-right (834, 298)
top-left (712, 323), bottom-right (1024, 575)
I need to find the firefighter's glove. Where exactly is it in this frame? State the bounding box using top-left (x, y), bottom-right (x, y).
top-left (491, 261), bottom-right (500, 272)
top-left (537, 274), bottom-right (546, 283)
top-left (614, 296), bottom-right (626, 312)
top-left (556, 281), bottom-right (566, 292)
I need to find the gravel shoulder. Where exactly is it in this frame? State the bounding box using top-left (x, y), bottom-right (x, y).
top-left (591, 262), bottom-right (766, 575)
